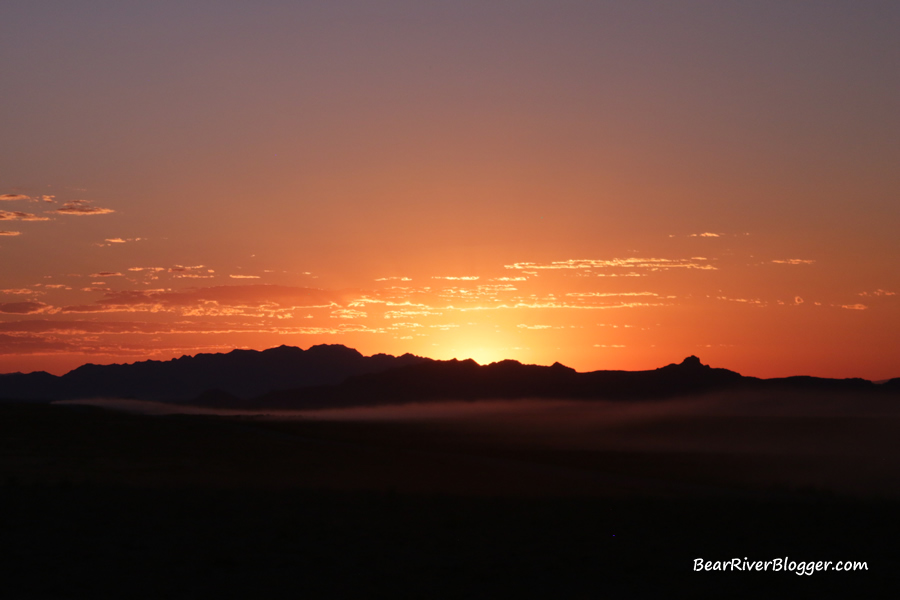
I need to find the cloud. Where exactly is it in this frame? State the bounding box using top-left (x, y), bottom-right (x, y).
top-left (229, 275), bottom-right (260, 279)
top-left (0, 301), bottom-right (54, 315)
top-left (167, 265), bottom-right (215, 279)
top-left (60, 285), bottom-right (346, 315)
top-left (384, 310), bottom-right (443, 319)
top-left (90, 272), bottom-right (123, 278)
top-left (0, 230), bottom-right (21, 236)
top-left (0, 210), bottom-right (50, 221)
top-left (95, 237), bottom-right (143, 247)
top-left (447, 301), bottom-right (660, 311)
top-left (565, 292), bottom-right (658, 297)
top-left (330, 308), bottom-right (367, 319)
top-left (42, 195), bottom-right (55, 203)
top-left (0, 333), bottom-right (79, 355)
top-left (0, 319), bottom-right (376, 337)
top-left (858, 289), bottom-right (896, 297)
top-left (505, 257), bottom-right (716, 271)
top-left (432, 276), bottom-right (480, 281)
top-left (688, 233), bottom-right (721, 237)
top-left (771, 259), bottom-right (815, 265)
top-left (1, 288), bottom-right (36, 295)
top-left (48, 200), bottom-right (115, 216)
top-left (716, 296), bottom-right (764, 305)
top-left (0, 194), bottom-right (30, 201)
top-left (840, 304), bottom-right (868, 310)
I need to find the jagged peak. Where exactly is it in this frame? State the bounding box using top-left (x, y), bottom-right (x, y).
top-left (679, 355), bottom-right (707, 368)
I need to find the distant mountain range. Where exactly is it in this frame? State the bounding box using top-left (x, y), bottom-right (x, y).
top-left (1, 345), bottom-right (898, 407)
top-left (0, 345), bottom-right (426, 402)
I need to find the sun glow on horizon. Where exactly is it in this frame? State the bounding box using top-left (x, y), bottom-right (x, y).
top-left (450, 346), bottom-right (511, 366)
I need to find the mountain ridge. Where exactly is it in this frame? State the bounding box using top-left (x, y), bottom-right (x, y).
top-left (2, 346), bottom-right (897, 406)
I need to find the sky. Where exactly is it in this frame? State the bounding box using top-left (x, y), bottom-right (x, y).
top-left (2, 1), bottom-right (899, 379)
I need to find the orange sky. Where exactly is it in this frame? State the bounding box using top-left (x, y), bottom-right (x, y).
top-left (2, 2), bottom-right (899, 379)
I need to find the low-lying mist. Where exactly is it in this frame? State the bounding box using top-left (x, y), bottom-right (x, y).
top-left (54, 390), bottom-right (900, 497)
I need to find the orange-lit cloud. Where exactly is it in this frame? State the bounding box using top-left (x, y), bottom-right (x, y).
top-left (48, 200), bottom-right (115, 216)
top-left (0, 194), bottom-right (30, 201)
top-left (0, 210), bottom-right (49, 221)
top-left (0, 301), bottom-right (54, 314)
top-left (60, 285), bottom-right (346, 315)
top-left (432, 276), bottom-right (480, 280)
top-left (95, 237), bottom-right (144, 247)
top-left (505, 257), bottom-right (716, 271)
top-left (771, 259), bottom-right (815, 265)
top-left (565, 292), bottom-right (659, 297)
top-left (858, 289), bottom-right (896, 297)
top-left (0, 231), bottom-right (21, 236)
top-left (840, 304), bottom-right (868, 311)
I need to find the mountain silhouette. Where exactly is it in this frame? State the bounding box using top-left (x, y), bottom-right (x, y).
top-left (0, 344), bottom-right (427, 401)
top-left (242, 354), bottom-right (746, 409)
top-left (211, 354), bottom-right (895, 410)
top-left (1, 346), bottom-right (896, 406)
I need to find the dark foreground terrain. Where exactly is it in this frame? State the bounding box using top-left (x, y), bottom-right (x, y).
top-left (2, 398), bottom-right (898, 598)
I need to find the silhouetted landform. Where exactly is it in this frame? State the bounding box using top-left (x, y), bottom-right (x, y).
top-left (0, 344), bottom-right (426, 402)
top-left (2, 346), bottom-right (898, 407)
top-left (239, 354), bottom-right (899, 409)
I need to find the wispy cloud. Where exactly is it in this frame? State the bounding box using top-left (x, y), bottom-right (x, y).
top-left (840, 304), bottom-right (868, 310)
top-left (0, 210), bottom-right (49, 221)
top-left (771, 259), bottom-right (815, 265)
top-left (330, 309), bottom-right (367, 319)
top-left (716, 296), bottom-right (764, 305)
top-left (95, 237), bottom-right (144, 247)
top-left (48, 200), bottom-right (115, 216)
top-left (0, 231), bottom-right (21, 236)
top-left (60, 285), bottom-right (346, 316)
top-left (688, 232), bottom-right (721, 237)
top-left (168, 265), bottom-right (214, 279)
top-left (432, 276), bottom-right (480, 280)
top-left (0, 194), bottom-right (31, 201)
top-left (90, 272), bottom-right (123, 278)
top-left (229, 274), bottom-right (260, 279)
top-left (858, 289), bottom-right (896, 297)
top-left (565, 292), bottom-right (659, 297)
top-left (0, 301), bottom-right (54, 315)
top-left (505, 257), bottom-right (716, 271)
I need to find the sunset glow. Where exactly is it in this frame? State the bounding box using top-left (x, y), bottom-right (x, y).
top-left (2, 2), bottom-right (898, 379)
